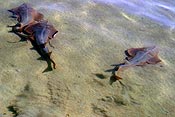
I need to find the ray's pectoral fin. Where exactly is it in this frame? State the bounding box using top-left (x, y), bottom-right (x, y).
top-left (146, 56), bottom-right (161, 64)
top-left (125, 47), bottom-right (145, 57)
top-left (34, 12), bottom-right (44, 21)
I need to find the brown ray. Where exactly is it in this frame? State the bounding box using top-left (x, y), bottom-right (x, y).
top-left (113, 46), bottom-right (161, 80)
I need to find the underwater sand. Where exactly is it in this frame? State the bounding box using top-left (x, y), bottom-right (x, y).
top-left (0, 0), bottom-right (175, 117)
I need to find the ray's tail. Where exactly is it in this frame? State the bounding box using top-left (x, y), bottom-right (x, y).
top-left (110, 74), bottom-right (122, 81)
top-left (115, 75), bottom-right (122, 80)
top-left (113, 66), bottom-right (125, 80)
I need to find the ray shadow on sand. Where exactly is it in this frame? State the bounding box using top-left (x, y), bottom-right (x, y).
top-left (7, 30), bottom-right (53, 73)
top-left (93, 73), bottom-right (107, 79)
top-left (7, 105), bottom-right (19, 117)
top-left (93, 63), bottom-right (126, 86)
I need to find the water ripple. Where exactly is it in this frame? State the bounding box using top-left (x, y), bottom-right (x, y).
top-left (94, 0), bottom-right (175, 28)
top-left (36, 2), bottom-right (70, 13)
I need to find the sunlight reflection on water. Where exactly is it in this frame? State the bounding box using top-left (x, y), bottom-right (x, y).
top-left (94, 0), bottom-right (175, 28)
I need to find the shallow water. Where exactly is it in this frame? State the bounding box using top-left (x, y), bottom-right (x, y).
top-left (36, 0), bottom-right (175, 28)
top-left (0, 0), bottom-right (175, 117)
top-left (94, 0), bottom-right (175, 28)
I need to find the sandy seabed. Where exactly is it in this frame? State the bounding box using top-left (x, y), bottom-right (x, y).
top-left (0, 0), bottom-right (175, 117)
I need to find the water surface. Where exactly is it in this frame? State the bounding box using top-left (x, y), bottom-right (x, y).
top-left (94, 0), bottom-right (175, 28)
top-left (0, 0), bottom-right (175, 117)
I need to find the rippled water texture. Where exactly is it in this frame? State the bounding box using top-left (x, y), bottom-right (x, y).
top-left (1, 0), bottom-right (175, 117)
top-left (95, 0), bottom-right (175, 28)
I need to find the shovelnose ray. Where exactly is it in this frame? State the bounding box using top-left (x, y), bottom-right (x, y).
top-left (7, 3), bottom-right (58, 71)
top-left (114, 46), bottom-right (161, 80)
top-left (8, 20), bottom-right (58, 69)
top-left (22, 20), bottom-right (58, 46)
top-left (25, 21), bottom-right (58, 69)
top-left (27, 21), bottom-right (58, 43)
top-left (8, 3), bottom-right (44, 30)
